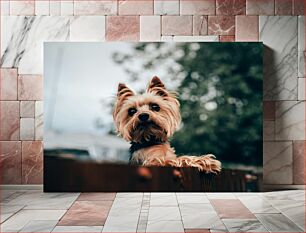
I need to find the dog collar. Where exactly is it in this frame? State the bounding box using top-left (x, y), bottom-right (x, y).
top-left (129, 140), bottom-right (164, 155)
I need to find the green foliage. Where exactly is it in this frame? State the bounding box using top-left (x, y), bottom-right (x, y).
top-left (113, 43), bottom-right (263, 166)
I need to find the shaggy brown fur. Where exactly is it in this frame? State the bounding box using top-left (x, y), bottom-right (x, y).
top-left (113, 76), bottom-right (221, 173)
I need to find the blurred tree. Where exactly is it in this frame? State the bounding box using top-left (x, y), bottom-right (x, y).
top-left (112, 43), bottom-right (263, 166)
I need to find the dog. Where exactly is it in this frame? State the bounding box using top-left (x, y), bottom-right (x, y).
top-left (113, 76), bottom-right (221, 173)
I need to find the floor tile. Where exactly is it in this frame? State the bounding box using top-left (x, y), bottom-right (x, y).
top-left (256, 213), bottom-right (304, 232)
top-left (52, 226), bottom-right (103, 232)
top-left (58, 201), bottom-right (113, 226)
top-left (1, 204), bottom-right (25, 223)
top-left (182, 211), bottom-right (221, 229)
top-left (210, 199), bottom-right (256, 219)
top-left (116, 192), bottom-right (143, 198)
top-left (146, 220), bottom-right (184, 232)
top-left (0, 209), bottom-right (66, 232)
top-left (150, 193), bottom-right (177, 206)
top-left (20, 220), bottom-right (58, 232)
top-left (238, 196), bottom-right (279, 213)
top-left (262, 190), bottom-right (305, 201)
top-left (148, 206), bottom-right (181, 221)
top-left (77, 193), bottom-right (116, 201)
top-left (177, 194), bottom-right (210, 204)
top-left (0, 190), bottom-right (16, 201)
top-left (184, 229), bottom-right (210, 233)
top-left (222, 219), bottom-right (269, 232)
top-left (206, 193), bottom-right (236, 199)
top-left (179, 203), bottom-right (215, 214)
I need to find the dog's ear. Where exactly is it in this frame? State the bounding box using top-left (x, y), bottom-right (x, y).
top-left (147, 76), bottom-right (168, 97)
top-left (117, 83), bottom-right (134, 98)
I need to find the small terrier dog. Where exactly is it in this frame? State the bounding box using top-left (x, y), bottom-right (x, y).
top-left (113, 76), bottom-right (221, 173)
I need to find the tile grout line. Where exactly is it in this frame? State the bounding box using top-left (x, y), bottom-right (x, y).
top-left (136, 193), bottom-right (150, 232)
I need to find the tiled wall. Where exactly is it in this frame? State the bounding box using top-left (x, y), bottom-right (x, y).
top-left (0, 0), bottom-right (305, 186)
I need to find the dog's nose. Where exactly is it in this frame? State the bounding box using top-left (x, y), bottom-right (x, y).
top-left (138, 113), bottom-right (149, 122)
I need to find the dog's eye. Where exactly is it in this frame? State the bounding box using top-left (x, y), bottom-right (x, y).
top-left (128, 107), bottom-right (137, 116)
top-left (150, 103), bottom-right (160, 112)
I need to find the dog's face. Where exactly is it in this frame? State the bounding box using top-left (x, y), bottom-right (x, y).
top-left (113, 76), bottom-right (181, 143)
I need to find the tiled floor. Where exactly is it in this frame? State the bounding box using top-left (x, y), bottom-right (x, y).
top-left (0, 188), bottom-right (304, 232)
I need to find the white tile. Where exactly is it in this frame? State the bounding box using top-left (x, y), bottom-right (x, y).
top-left (206, 193), bottom-right (236, 199)
top-left (176, 194), bottom-right (210, 204)
top-left (173, 36), bottom-right (219, 41)
top-left (35, 101), bottom-right (43, 140)
top-left (20, 220), bottom-right (58, 232)
top-left (150, 193), bottom-right (177, 206)
top-left (61, 1), bottom-right (73, 15)
top-left (74, 1), bottom-right (117, 15)
top-left (1, 204), bottom-right (24, 223)
top-left (20, 101), bottom-right (35, 118)
top-left (116, 192), bottom-right (143, 198)
top-left (275, 101), bottom-right (305, 140)
top-left (148, 206), bottom-right (181, 221)
top-left (298, 78), bottom-right (305, 100)
top-left (256, 214), bottom-right (303, 232)
top-left (146, 221), bottom-right (184, 232)
top-left (154, 0), bottom-right (179, 15)
top-left (262, 190), bottom-right (305, 201)
top-left (298, 16), bottom-right (305, 78)
top-left (1, 209), bottom-right (66, 232)
top-left (223, 219), bottom-right (268, 232)
top-left (182, 211), bottom-right (221, 229)
top-left (161, 36), bottom-right (173, 41)
top-left (140, 16), bottom-right (161, 42)
top-left (52, 226), bottom-right (103, 232)
top-left (260, 16), bottom-right (298, 100)
top-left (10, 1), bottom-right (34, 15)
top-left (20, 118), bottom-right (35, 140)
top-left (1, 0), bottom-right (10, 15)
top-left (238, 196), bottom-right (279, 214)
top-left (50, 1), bottom-right (60, 15)
top-left (35, 1), bottom-right (49, 15)
top-left (70, 16), bottom-right (105, 42)
top-left (263, 141), bottom-right (293, 184)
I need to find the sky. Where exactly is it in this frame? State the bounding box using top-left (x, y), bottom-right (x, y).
top-left (44, 42), bottom-right (165, 135)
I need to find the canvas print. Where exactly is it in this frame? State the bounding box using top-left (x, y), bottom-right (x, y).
top-left (44, 42), bottom-right (263, 192)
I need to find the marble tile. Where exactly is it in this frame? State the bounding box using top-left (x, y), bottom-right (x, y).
top-left (236, 16), bottom-right (259, 41)
top-left (173, 36), bottom-right (219, 42)
top-left (49, 1), bottom-right (61, 16)
top-left (223, 219), bottom-right (268, 232)
top-left (293, 0), bottom-right (305, 15)
top-left (74, 1), bottom-right (117, 15)
top-left (193, 16), bottom-right (208, 35)
top-left (77, 193), bottom-right (116, 201)
top-left (150, 193), bottom-right (177, 206)
top-left (262, 190), bottom-right (305, 201)
top-left (208, 16), bottom-right (235, 35)
top-left (219, 35), bottom-right (235, 42)
top-left (298, 78), bottom-right (305, 100)
top-left (61, 1), bottom-right (74, 16)
top-left (0, 190), bottom-right (17, 201)
top-left (1, 191), bottom-right (26, 203)
top-left (206, 193), bottom-right (236, 199)
top-left (70, 16), bottom-right (106, 42)
top-left (256, 213), bottom-right (303, 232)
top-left (1, 0), bottom-right (10, 15)
top-left (140, 16), bottom-right (161, 41)
top-left (238, 196), bottom-right (279, 213)
top-left (10, 1), bottom-right (35, 15)
top-left (119, 0), bottom-right (153, 15)
top-left (106, 16), bottom-right (139, 41)
top-left (298, 16), bottom-right (305, 78)
top-left (210, 199), bottom-right (256, 219)
top-left (263, 120), bottom-right (275, 141)
top-left (20, 220), bottom-right (58, 232)
top-left (263, 141), bottom-right (293, 184)
top-left (1, 204), bottom-right (24, 223)
top-left (177, 194), bottom-right (209, 204)
top-left (116, 192), bottom-right (143, 198)
top-left (18, 75), bottom-right (43, 100)
top-left (154, 0), bottom-right (179, 15)
top-left (275, 0), bottom-right (293, 15)
top-left (20, 118), bottom-right (35, 140)
top-left (275, 101), bottom-right (305, 140)
top-left (52, 226), bottom-right (103, 232)
top-left (161, 35), bottom-right (173, 41)
top-left (1, 16), bottom-right (70, 74)
top-left (246, 0), bottom-right (274, 15)
top-left (35, 1), bottom-right (50, 15)
top-left (0, 68), bottom-right (17, 100)
top-left (35, 101), bottom-right (43, 140)
top-left (180, 0), bottom-right (215, 15)
top-left (216, 0), bottom-right (246, 15)
top-left (293, 140), bottom-right (305, 184)
top-left (162, 16), bottom-right (192, 36)
top-left (21, 141), bottom-right (43, 184)
top-left (0, 101), bottom-right (20, 140)
top-left (260, 16), bottom-right (298, 100)
top-left (148, 206), bottom-right (181, 221)
top-left (0, 209), bottom-right (66, 232)
top-left (184, 229), bottom-right (210, 233)
top-left (58, 201), bottom-right (113, 226)
top-left (20, 101), bottom-right (35, 118)
top-left (146, 220), bottom-right (184, 232)
top-left (263, 101), bottom-right (275, 120)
